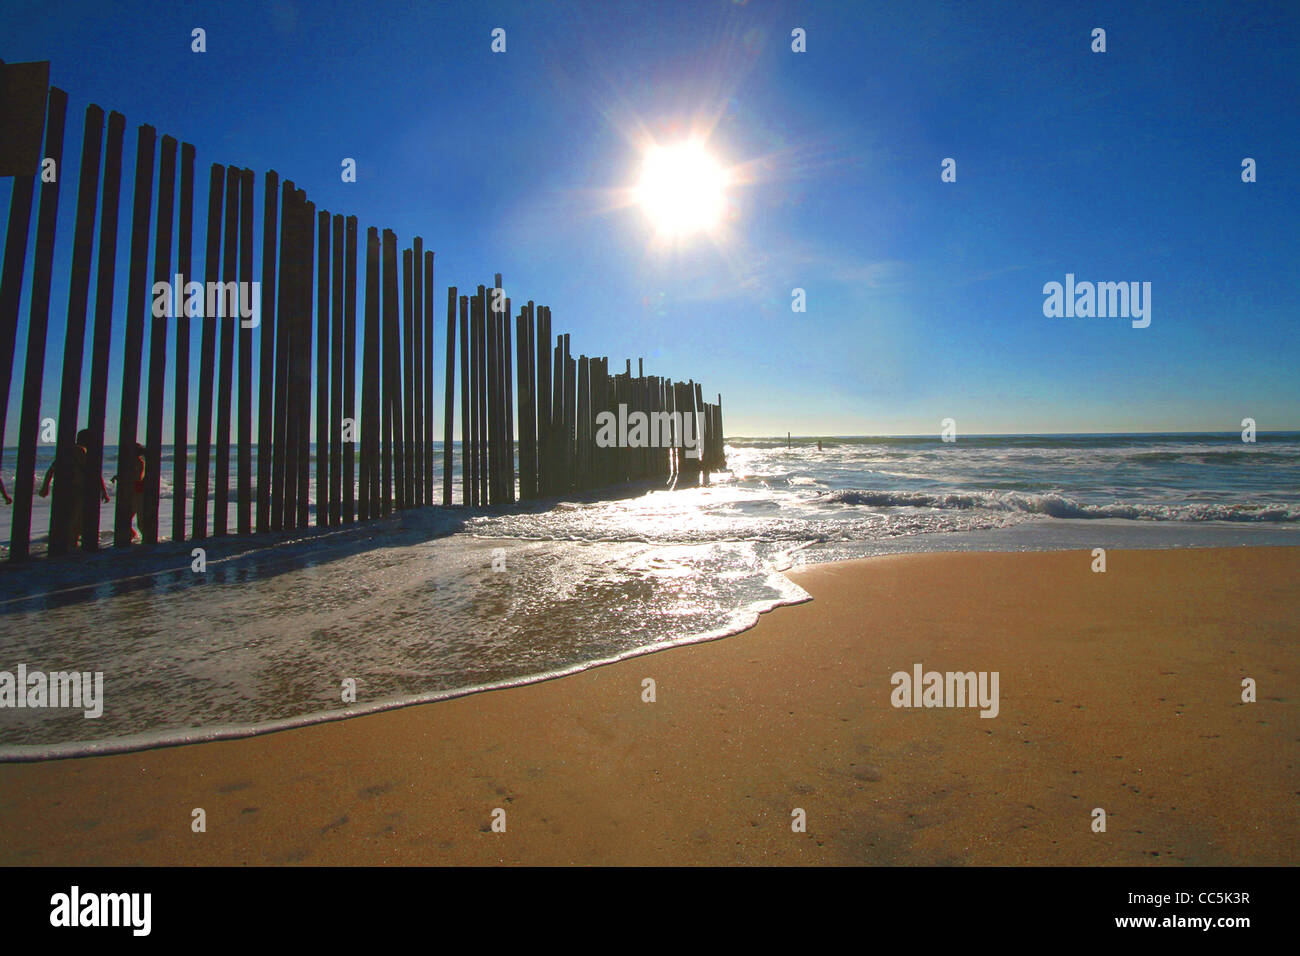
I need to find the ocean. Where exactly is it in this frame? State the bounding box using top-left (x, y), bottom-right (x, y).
top-left (1, 431), bottom-right (1297, 759)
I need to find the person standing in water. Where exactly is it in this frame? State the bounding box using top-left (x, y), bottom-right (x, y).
top-left (109, 441), bottom-right (147, 543)
top-left (38, 429), bottom-right (111, 550)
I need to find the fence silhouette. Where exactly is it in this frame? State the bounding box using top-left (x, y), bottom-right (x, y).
top-left (0, 63), bottom-right (726, 561)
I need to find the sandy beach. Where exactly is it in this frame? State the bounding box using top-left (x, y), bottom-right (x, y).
top-left (1, 545), bottom-right (1295, 866)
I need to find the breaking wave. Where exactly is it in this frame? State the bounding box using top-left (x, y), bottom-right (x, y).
top-left (818, 489), bottom-right (1300, 522)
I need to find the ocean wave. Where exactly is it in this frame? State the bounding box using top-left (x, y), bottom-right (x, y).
top-left (1121, 450), bottom-right (1294, 464)
top-left (0, 534), bottom-right (809, 759)
top-left (818, 489), bottom-right (1300, 522)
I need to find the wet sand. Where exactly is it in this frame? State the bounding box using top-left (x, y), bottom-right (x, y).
top-left (1, 546), bottom-right (1295, 865)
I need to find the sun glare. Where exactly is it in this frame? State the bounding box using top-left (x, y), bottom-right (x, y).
top-left (634, 140), bottom-right (730, 239)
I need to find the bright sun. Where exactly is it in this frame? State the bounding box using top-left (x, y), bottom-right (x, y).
top-left (634, 140), bottom-right (729, 239)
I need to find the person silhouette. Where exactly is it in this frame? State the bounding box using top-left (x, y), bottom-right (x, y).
top-left (109, 441), bottom-right (147, 543)
top-left (39, 428), bottom-right (111, 549)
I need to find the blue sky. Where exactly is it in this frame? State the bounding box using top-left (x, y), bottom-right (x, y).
top-left (2, 0), bottom-right (1297, 441)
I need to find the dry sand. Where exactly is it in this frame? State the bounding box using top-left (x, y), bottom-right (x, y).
top-left (1, 546), bottom-right (1295, 865)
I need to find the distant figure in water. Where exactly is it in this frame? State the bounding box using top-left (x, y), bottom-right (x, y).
top-left (817, 440), bottom-right (822, 451)
top-left (110, 441), bottom-right (147, 542)
top-left (39, 429), bottom-right (111, 549)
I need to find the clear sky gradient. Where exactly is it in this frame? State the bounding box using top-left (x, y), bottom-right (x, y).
top-left (2, 0), bottom-right (1297, 442)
